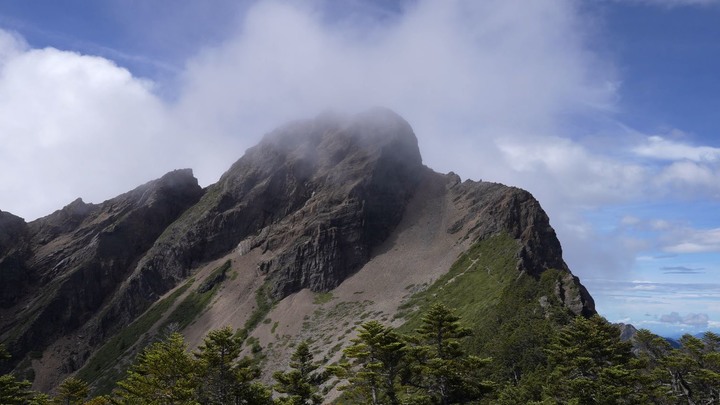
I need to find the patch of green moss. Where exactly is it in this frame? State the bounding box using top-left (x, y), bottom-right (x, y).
top-left (313, 292), bottom-right (335, 305)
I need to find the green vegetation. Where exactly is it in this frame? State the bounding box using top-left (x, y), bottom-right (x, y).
top-left (76, 280), bottom-right (191, 387)
top-left (115, 332), bottom-right (199, 403)
top-left (236, 281), bottom-right (275, 342)
top-left (332, 320), bottom-right (407, 404)
top-left (5, 234), bottom-right (718, 404)
top-left (273, 340), bottom-right (328, 405)
top-left (55, 377), bottom-right (89, 405)
top-left (161, 259), bottom-right (232, 330)
top-left (396, 233), bottom-right (577, 384)
top-left (4, 304), bottom-right (720, 404)
top-left (397, 233), bottom-right (521, 333)
top-left (194, 327), bottom-right (271, 404)
top-left (313, 292), bottom-right (335, 305)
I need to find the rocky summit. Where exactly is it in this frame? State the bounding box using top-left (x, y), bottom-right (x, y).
top-left (0, 108), bottom-right (595, 395)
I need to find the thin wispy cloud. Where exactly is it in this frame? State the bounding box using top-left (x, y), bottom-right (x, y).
top-left (661, 266), bottom-right (705, 274)
top-left (664, 228), bottom-right (720, 253)
top-left (634, 136), bottom-right (720, 162)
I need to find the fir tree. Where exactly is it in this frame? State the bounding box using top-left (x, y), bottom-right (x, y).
top-left (0, 344), bottom-right (33, 405)
top-left (543, 315), bottom-right (642, 404)
top-left (54, 377), bottom-right (89, 405)
top-left (333, 320), bottom-right (407, 405)
top-left (273, 340), bottom-right (327, 405)
top-left (115, 332), bottom-right (199, 404)
top-left (406, 303), bottom-right (492, 404)
top-left (195, 327), bottom-right (271, 405)
top-left (664, 332), bottom-right (720, 403)
top-left (0, 374), bottom-right (33, 405)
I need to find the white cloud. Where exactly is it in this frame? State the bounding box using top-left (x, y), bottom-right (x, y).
top-left (2, 0), bottom-right (621, 221)
top-left (0, 29), bottom-right (27, 64)
top-left (634, 136), bottom-right (720, 162)
top-left (173, 0), bottom-right (617, 187)
top-left (0, 44), bottom-right (177, 219)
top-left (665, 228), bottom-right (720, 253)
top-left (621, 216), bottom-right (641, 226)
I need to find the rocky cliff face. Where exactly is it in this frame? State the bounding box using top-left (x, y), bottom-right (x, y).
top-left (0, 108), bottom-right (595, 391)
top-left (0, 169), bottom-right (203, 370)
top-left (445, 179), bottom-right (594, 315)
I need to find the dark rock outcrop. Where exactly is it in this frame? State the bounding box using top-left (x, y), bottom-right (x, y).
top-left (91, 108), bottom-right (424, 338)
top-left (0, 211), bottom-right (31, 308)
top-left (0, 169), bottom-right (203, 368)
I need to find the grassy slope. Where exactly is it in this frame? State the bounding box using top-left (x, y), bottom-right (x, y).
top-left (397, 233), bottom-right (575, 381)
top-left (77, 260), bottom-right (232, 395)
top-left (76, 281), bottom-right (191, 393)
top-left (79, 232), bottom-right (579, 396)
top-left (397, 232), bottom-right (522, 333)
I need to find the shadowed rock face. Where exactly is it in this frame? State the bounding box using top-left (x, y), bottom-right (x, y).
top-left (0, 211), bottom-right (31, 308)
top-left (0, 169), bottom-right (204, 367)
top-left (0, 108), bottom-right (595, 385)
top-left (108, 107), bottom-right (424, 310)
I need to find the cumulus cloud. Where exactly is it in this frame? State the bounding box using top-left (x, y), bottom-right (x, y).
top-left (1, 0), bottom-right (622, 221)
top-left (0, 29), bottom-right (26, 63)
top-left (0, 42), bottom-right (183, 219)
top-left (660, 312), bottom-right (709, 327)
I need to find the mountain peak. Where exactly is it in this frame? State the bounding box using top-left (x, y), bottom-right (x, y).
top-left (0, 110), bottom-right (596, 396)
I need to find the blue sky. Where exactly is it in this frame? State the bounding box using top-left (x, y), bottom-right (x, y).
top-left (0, 0), bottom-right (719, 337)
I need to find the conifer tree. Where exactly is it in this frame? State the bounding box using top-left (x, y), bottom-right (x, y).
top-left (663, 332), bottom-right (720, 403)
top-left (27, 392), bottom-right (53, 404)
top-left (543, 315), bottom-right (641, 404)
top-left (406, 303), bottom-right (492, 404)
top-left (0, 344), bottom-right (33, 405)
top-left (0, 374), bottom-right (33, 405)
top-left (195, 326), bottom-right (271, 405)
top-left (195, 327), bottom-right (242, 404)
top-left (333, 320), bottom-right (407, 405)
top-left (273, 340), bottom-right (327, 405)
top-left (632, 328), bottom-right (675, 403)
top-left (115, 332), bottom-right (199, 404)
top-left (81, 396), bottom-right (111, 405)
top-left (54, 377), bottom-right (89, 405)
